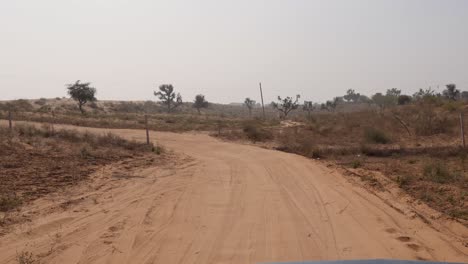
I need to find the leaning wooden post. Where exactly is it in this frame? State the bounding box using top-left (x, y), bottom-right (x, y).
top-left (145, 114), bottom-right (150, 145)
top-left (259, 82), bottom-right (266, 120)
top-left (461, 112), bottom-right (466, 148)
top-left (8, 110), bottom-right (12, 132)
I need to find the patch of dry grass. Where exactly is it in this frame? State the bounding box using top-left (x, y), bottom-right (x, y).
top-left (0, 124), bottom-right (159, 219)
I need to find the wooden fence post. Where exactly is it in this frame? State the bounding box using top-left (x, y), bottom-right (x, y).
top-left (145, 114), bottom-right (150, 145)
top-left (461, 112), bottom-right (466, 148)
top-left (8, 110), bottom-right (12, 132)
top-left (259, 82), bottom-right (266, 120)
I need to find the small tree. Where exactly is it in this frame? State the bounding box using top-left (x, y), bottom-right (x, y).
top-left (443, 84), bottom-right (460, 100)
top-left (154, 84), bottom-right (182, 112)
top-left (358, 95), bottom-right (372, 104)
top-left (386, 88), bottom-right (401, 97)
top-left (321, 97), bottom-right (341, 112)
top-left (385, 88), bottom-right (401, 105)
top-left (397, 95), bottom-right (412, 105)
top-left (271, 95), bottom-right (300, 118)
top-left (66, 80), bottom-right (97, 114)
top-left (303, 101), bottom-right (314, 117)
top-left (413, 88), bottom-right (436, 102)
top-left (244, 98), bottom-right (256, 117)
top-left (193, 94), bottom-right (209, 114)
top-left (343, 89), bottom-right (361, 102)
top-left (372, 92), bottom-right (394, 112)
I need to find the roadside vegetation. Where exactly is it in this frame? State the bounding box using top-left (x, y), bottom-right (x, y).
top-left (0, 123), bottom-right (159, 227)
top-left (0, 82), bottom-right (467, 225)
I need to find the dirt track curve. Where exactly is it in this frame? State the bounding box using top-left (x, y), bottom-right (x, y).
top-left (0, 123), bottom-right (467, 263)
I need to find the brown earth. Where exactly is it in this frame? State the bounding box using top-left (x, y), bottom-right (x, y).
top-left (0, 121), bottom-right (467, 263)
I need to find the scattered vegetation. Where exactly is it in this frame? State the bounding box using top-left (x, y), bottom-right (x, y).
top-left (423, 161), bottom-right (457, 184)
top-left (1, 81), bottom-right (467, 224)
top-left (0, 124), bottom-right (158, 219)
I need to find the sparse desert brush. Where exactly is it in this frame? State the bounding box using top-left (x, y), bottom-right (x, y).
top-left (0, 194), bottom-right (22, 212)
top-left (0, 123), bottom-right (162, 220)
top-left (79, 144), bottom-right (93, 159)
top-left (351, 159), bottom-right (362, 168)
top-left (152, 145), bottom-right (165, 155)
top-left (423, 160), bottom-right (457, 184)
top-left (0, 99), bottom-right (34, 112)
top-left (364, 127), bottom-right (390, 144)
top-left (276, 128), bottom-right (327, 158)
top-left (242, 121), bottom-right (273, 142)
top-left (396, 175), bottom-right (412, 188)
top-left (34, 98), bottom-right (47, 106)
top-left (16, 251), bottom-right (41, 264)
top-left (449, 209), bottom-right (468, 219)
top-left (412, 105), bottom-right (454, 136)
top-left (6, 124), bottom-right (153, 152)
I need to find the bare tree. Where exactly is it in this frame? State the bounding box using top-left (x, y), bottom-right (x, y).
top-left (154, 84), bottom-right (182, 112)
top-left (244, 98), bottom-right (256, 117)
top-left (193, 94), bottom-right (209, 114)
top-left (271, 95), bottom-right (300, 118)
top-left (66, 80), bottom-right (97, 114)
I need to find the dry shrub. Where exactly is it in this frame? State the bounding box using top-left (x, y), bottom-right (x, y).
top-left (277, 128), bottom-right (324, 158)
top-left (0, 99), bottom-right (33, 112)
top-left (0, 194), bottom-right (22, 212)
top-left (16, 251), bottom-right (41, 264)
top-left (242, 121), bottom-right (273, 142)
top-left (12, 124), bottom-right (152, 152)
top-left (34, 98), bottom-right (47, 106)
top-left (364, 127), bottom-right (390, 144)
top-left (413, 105), bottom-right (453, 136)
top-left (396, 174), bottom-right (413, 188)
top-left (423, 160), bottom-right (457, 184)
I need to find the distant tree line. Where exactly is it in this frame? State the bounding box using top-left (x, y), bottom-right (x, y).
top-left (7, 80), bottom-right (464, 119)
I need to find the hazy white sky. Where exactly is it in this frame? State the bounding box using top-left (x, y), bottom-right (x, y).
top-left (1, 0), bottom-right (468, 103)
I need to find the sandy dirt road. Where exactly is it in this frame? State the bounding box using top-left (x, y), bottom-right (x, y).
top-left (0, 122), bottom-right (467, 263)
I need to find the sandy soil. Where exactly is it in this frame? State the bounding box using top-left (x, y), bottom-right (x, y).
top-left (0, 121), bottom-right (467, 263)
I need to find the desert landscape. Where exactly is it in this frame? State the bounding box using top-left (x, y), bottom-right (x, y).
top-left (2, 1), bottom-right (468, 263)
top-left (0, 82), bottom-right (467, 264)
